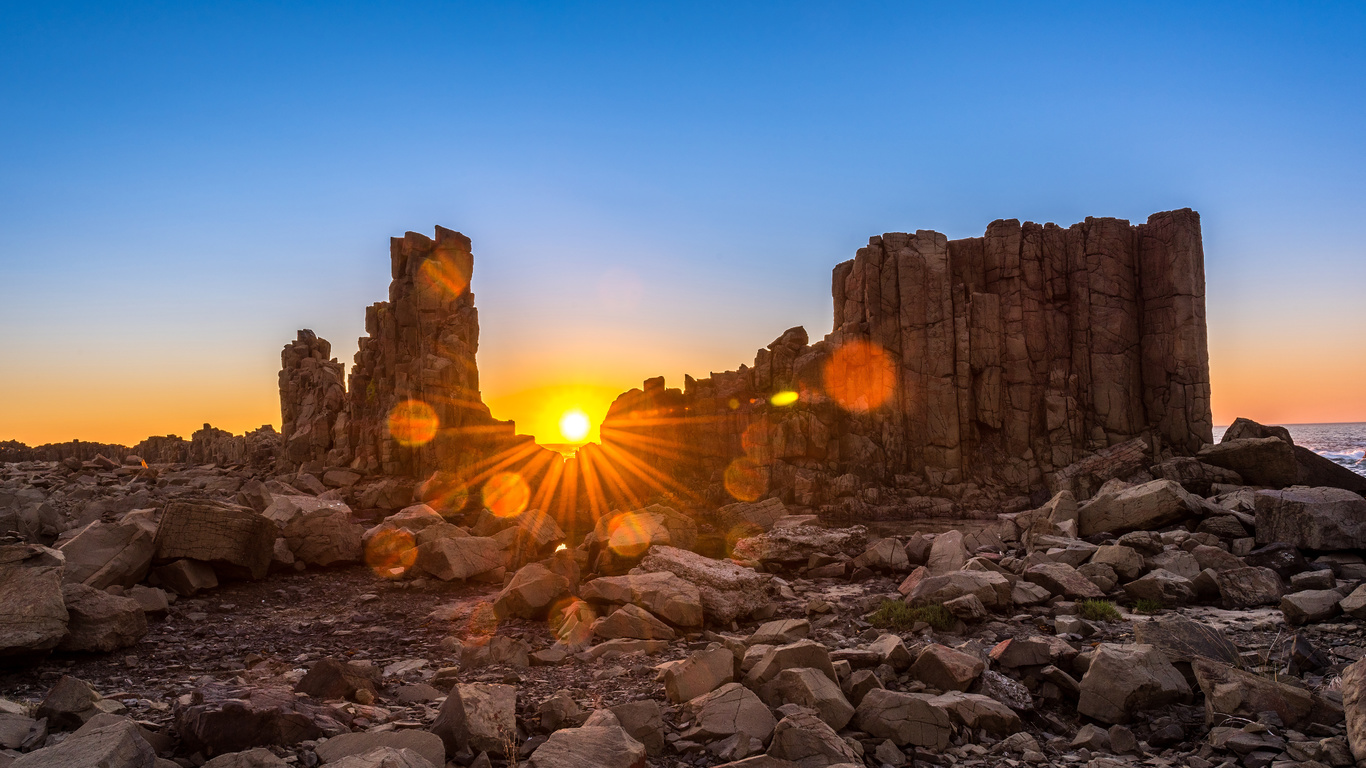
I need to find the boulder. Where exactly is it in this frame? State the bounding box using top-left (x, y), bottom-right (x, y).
top-left (1344, 657), bottom-right (1366, 765)
top-left (592, 505), bottom-right (696, 568)
top-left (264, 496), bottom-right (363, 567)
top-left (1199, 437), bottom-right (1298, 488)
top-left (590, 604), bottom-right (675, 641)
top-left (493, 563), bottom-right (570, 619)
top-left (1078, 479), bottom-right (1201, 536)
top-left (637, 545), bottom-right (771, 624)
top-left (767, 710), bottom-right (861, 766)
top-left (758, 668), bottom-right (855, 730)
top-left (925, 530), bottom-right (969, 575)
top-left (176, 684), bottom-right (348, 754)
top-left (1281, 589), bottom-right (1343, 625)
top-left (681, 682), bottom-right (776, 744)
top-left (57, 583), bottom-right (147, 652)
top-left (1193, 657), bottom-right (1342, 729)
top-left (1090, 545), bottom-right (1145, 581)
top-left (1255, 486), bottom-right (1366, 551)
top-left (749, 619), bottom-right (811, 646)
top-left (1340, 584), bottom-right (1366, 619)
top-left (1246, 541), bottom-right (1311, 578)
top-left (442, 683), bottom-right (515, 755)
top-left (853, 689), bottom-right (952, 750)
top-left (1121, 569), bottom-right (1196, 606)
top-left (988, 635), bottom-right (1077, 669)
top-left (326, 748), bottom-right (437, 768)
top-left (10, 718), bottom-right (155, 768)
top-left (1132, 615), bottom-right (1240, 666)
top-left (1212, 566), bottom-right (1283, 608)
top-left (1024, 562), bottom-right (1105, 600)
top-left (731, 525), bottom-right (868, 564)
top-left (414, 537), bottom-right (505, 581)
top-left (57, 519), bottom-right (155, 589)
top-left (153, 499), bottom-right (275, 580)
top-left (202, 748), bottom-right (290, 767)
top-left (909, 644), bottom-right (983, 692)
top-left (927, 691), bottom-right (1022, 735)
top-left (1077, 643), bottom-right (1191, 724)
top-left (0, 545), bottom-right (68, 660)
top-left (743, 640), bottom-right (835, 689)
top-left (315, 731), bottom-right (445, 766)
top-left (295, 658), bottom-right (381, 702)
top-left (36, 675), bottom-right (104, 729)
top-left (867, 633), bottom-right (912, 670)
top-left (363, 505), bottom-right (447, 546)
top-left (579, 572), bottom-right (704, 627)
top-left (717, 498), bottom-right (791, 538)
top-left (664, 647), bottom-right (735, 703)
top-left (906, 570), bottom-right (1012, 610)
top-left (1149, 457), bottom-right (1243, 496)
top-left (607, 700), bottom-right (664, 756)
top-left (853, 538), bottom-right (910, 572)
top-left (526, 723), bottom-right (647, 768)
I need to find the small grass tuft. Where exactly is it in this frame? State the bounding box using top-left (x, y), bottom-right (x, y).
top-left (868, 599), bottom-right (956, 631)
top-left (1133, 598), bottom-right (1165, 615)
top-left (1077, 599), bottom-right (1122, 622)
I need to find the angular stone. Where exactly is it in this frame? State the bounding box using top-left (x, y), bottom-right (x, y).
top-left (36, 675), bottom-right (102, 729)
top-left (608, 700), bottom-right (664, 756)
top-left (414, 537), bottom-right (505, 581)
top-left (326, 747), bottom-right (438, 768)
top-left (927, 691), bottom-right (1021, 735)
top-left (1340, 584), bottom-right (1366, 619)
top-left (1121, 569), bottom-right (1196, 606)
top-left (152, 558), bottom-right (218, 596)
top-left (731, 526), bottom-right (867, 564)
top-left (758, 668), bottom-right (854, 730)
top-left (743, 640), bottom-right (835, 689)
top-left (867, 633), bottom-right (912, 670)
top-left (295, 658), bottom-right (380, 702)
top-left (717, 498), bottom-right (791, 538)
top-left (1199, 437), bottom-right (1298, 488)
top-left (579, 572), bottom-right (704, 627)
top-left (153, 499), bottom-right (275, 580)
top-left (1192, 657), bottom-right (1342, 729)
top-left (57, 583), bottom-right (147, 652)
top-left (1090, 544), bottom-right (1144, 581)
top-left (637, 545), bottom-right (771, 625)
top-left (10, 718), bottom-right (155, 768)
top-left (1131, 614), bottom-right (1240, 666)
top-left (1024, 562), bottom-right (1105, 600)
top-left (0, 547), bottom-right (68, 660)
top-left (315, 731), bottom-right (445, 766)
top-left (853, 538), bottom-right (910, 572)
top-left (493, 563), bottom-right (570, 619)
top-left (681, 682), bottom-right (776, 744)
top-left (988, 635), bottom-right (1077, 669)
top-left (853, 689), bottom-right (951, 750)
top-left (452, 683), bottom-right (515, 754)
top-left (906, 570), bottom-right (1012, 610)
top-left (748, 619), bottom-right (810, 646)
top-left (176, 684), bottom-right (347, 754)
top-left (909, 644), bottom-right (983, 692)
top-left (263, 496), bottom-right (363, 567)
top-left (57, 519), bottom-right (155, 589)
top-left (767, 710), bottom-right (861, 766)
top-left (1343, 658), bottom-right (1366, 765)
top-left (1255, 487), bottom-right (1366, 551)
top-left (1077, 643), bottom-right (1191, 724)
top-left (1150, 457), bottom-right (1243, 496)
top-left (1078, 479), bottom-right (1201, 536)
top-left (1281, 589), bottom-right (1343, 625)
top-left (925, 530), bottom-right (969, 575)
top-left (1212, 566), bottom-right (1283, 608)
top-left (665, 647), bottom-right (735, 703)
top-left (526, 723), bottom-right (647, 768)
top-left (202, 748), bottom-right (290, 768)
top-left (590, 604), bottom-right (675, 641)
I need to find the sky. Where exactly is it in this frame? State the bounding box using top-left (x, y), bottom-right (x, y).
top-left (1, 1), bottom-right (1364, 447)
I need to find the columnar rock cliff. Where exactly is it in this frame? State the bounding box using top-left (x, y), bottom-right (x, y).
top-left (278, 330), bottom-right (347, 470)
top-left (602, 209), bottom-right (1213, 512)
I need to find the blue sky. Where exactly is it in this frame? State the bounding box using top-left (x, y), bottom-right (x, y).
top-left (2, 1), bottom-right (1364, 444)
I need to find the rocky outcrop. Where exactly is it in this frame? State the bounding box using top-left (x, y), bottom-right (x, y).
top-left (600, 210), bottom-right (1212, 513)
top-left (278, 330), bottom-right (347, 471)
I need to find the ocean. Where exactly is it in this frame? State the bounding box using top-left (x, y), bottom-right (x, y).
top-left (1212, 422), bottom-right (1366, 479)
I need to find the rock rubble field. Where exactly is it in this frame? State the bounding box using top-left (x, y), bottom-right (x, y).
top-left (2, 418), bottom-right (1365, 768)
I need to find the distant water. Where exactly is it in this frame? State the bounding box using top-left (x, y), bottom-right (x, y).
top-left (1212, 422), bottom-right (1366, 479)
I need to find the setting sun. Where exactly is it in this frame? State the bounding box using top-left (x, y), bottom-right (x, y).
top-left (559, 409), bottom-right (591, 442)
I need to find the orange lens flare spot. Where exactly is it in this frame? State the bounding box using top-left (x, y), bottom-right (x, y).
top-left (605, 511), bottom-right (668, 558)
top-left (418, 471), bottom-right (469, 517)
top-left (770, 390), bottom-right (799, 406)
top-left (387, 399), bottom-right (439, 447)
top-left (418, 248), bottom-right (473, 300)
top-left (724, 457), bottom-right (767, 502)
top-left (559, 409), bottom-right (591, 442)
top-left (822, 339), bottom-right (897, 412)
top-left (482, 472), bottom-right (530, 519)
top-left (363, 528), bottom-right (418, 580)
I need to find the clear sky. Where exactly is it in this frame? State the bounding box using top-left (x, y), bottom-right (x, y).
top-left (2, 1), bottom-right (1364, 447)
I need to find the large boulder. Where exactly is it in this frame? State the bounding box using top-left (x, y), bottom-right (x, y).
top-left (592, 505), bottom-right (697, 573)
top-left (1149, 457), bottom-right (1243, 496)
top-left (526, 722), bottom-right (647, 768)
top-left (1199, 437), bottom-right (1299, 488)
top-left (414, 537), bottom-right (505, 581)
top-left (263, 496), bottom-right (363, 567)
top-left (0, 544), bottom-right (69, 661)
top-left (10, 717), bottom-right (155, 768)
top-left (176, 684), bottom-right (348, 754)
top-left (853, 689), bottom-right (952, 750)
top-left (1077, 643), bottom-right (1191, 724)
top-left (326, 748), bottom-right (437, 768)
top-left (154, 499), bottom-right (275, 580)
top-left (454, 683), bottom-right (516, 754)
top-left (493, 563), bottom-right (570, 619)
top-left (579, 572), bottom-right (703, 627)
top-left (731, 525), bottom-right (868, 564)
top-left (1212, 566), bottom-right (1283, 608)
top-left (663, 647), bottom-right (735, 703)
top-left (767, 710), bottom-right (861, 766)
top-left (758, 668), bottom-right (855, 731)
top-left (925, 531), bottom-right (970, 575)
top-left (927, 691), bottom-right (1022, 735)
top-left (906, 570), bottom-right (1012, 610)
top-left (1344, 657), bottom-right (1366, 765)
top-left (680, 682), bottom-right (776, 744)
top-left (909, 644), bottom-right (983, 692)
top-left (57, 583), bottom-right (147, 652)
top-left (590, 604), bottom-right (675, 641)
top-left (637, 545), bottom-right (771, 624)
top-left (1255, 486), bottom-right (1366, 551)
top-left (1193, 657), bottom-right (1342, 729)
top-left (1131, 615), bottom-right (1240, 666)
top-left (314, 731), bottom-right (445, 766)
top-left (57, 519), bottom-right (155, 589)
top-left (295, 658), bottom-right (380, 701)
top-left (1078, 479), bottom-right (1201, 536)
top-left (1024, 562), bottom-right (1105, 600)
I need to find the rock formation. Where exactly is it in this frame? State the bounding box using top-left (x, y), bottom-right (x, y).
top-left (602, 209), bottom-right (1213, 513)
top-left (278, 330), bottom-right (347, 470)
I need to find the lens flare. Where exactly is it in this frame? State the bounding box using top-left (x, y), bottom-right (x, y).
top-left (724, 457), bottom-right (767, 502)
top-left (605, 511), bottom-right (668, 558)
top-left (822, 339), bottom-right (897, 412)
top-left (388, 399), bottom-right (439, 447)
top-left (482, 472), bottom-right (530, 518)
top-left (559, 409), bottom-right (591, 442)
top-left (364, 528), bottom-right (418, 579)
top-left (770, 390), bottom-right (799, 406)
top-left (418, 247), bottom-right (473, 299)
top-left (418, 471), bottom-right (469, 517)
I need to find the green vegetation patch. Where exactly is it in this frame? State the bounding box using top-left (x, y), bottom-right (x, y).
top-left (1078, 599), bottom-right (1123, 622)
top-left (868, 599), bottom-right (956, 632)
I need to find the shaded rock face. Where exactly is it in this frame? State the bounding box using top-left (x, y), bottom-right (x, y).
top-left (278, 330), bottom-right (348, 471)
top-left (599, 210), bottom-right (1212, 509)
